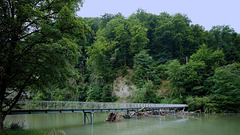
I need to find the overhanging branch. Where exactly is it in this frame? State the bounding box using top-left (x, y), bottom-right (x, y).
top-left (4, 74), bottom-right (32, 118)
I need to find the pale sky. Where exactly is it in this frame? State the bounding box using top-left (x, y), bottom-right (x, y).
top-left (77, 0), bottom-right (240, 33)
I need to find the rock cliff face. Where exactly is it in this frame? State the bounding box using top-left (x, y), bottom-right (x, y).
top-left (113, 69), bottom-right (136, 102)
top-left (112, 69), bottom-right (170, 102)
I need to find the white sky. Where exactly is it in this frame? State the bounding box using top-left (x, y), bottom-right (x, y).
top-left (77, 0), bottom-right (240, 33)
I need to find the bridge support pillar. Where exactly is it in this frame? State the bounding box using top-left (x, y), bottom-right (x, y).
top-left (127, 110), bottom-right (129, 119)
top-left (135, 110), bottom-right (137, 119)
top-left (84, 112), bottom-right (94, 124)
top-left (159, 109), bottom-right (161, 117)
top-left (91, 112), bottom-right (94, 124)
top-left (84, 112), bottom-right (87, 124)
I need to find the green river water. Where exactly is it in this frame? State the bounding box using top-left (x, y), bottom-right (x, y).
top-left (5, 113), bottom-right (240, 135)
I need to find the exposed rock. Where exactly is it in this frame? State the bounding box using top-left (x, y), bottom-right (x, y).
top-left (113, 69), bottom-right (136, 102)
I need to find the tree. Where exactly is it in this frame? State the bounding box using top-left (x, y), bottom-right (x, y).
top-left (87, 15), bottom-right (149, 81)
top-left (128, 19), bottom-right (149, 55)
top-left (150, 13), bottom-right (206, 64)
top-left (100, 13), bottom-right (121, 28)
top-left (166, 60), bottom-right (186, 98)
top-left (87, 33), bottom-right (115, 83)
top-left (0, 0), bottom-right (87, 131)
top-left (190, 44), bottom-right (226, 76)
top-left (132, 50), bottom-right (160, 85)
top-left (130, 9), bottom-right (159, 48)
top-left (132, 81), bottom-right (160, 103)
top-left (207, 25), bottom-right (240, 64)
top-left (210, 63), bottom-right (240, 112)
top-left (152, 13), bottom-right (192, 63)
top-left (167, 45), bottom-right (226, 98)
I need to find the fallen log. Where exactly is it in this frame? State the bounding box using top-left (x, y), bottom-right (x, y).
top-left (137, 107), bottom-right (146, 113)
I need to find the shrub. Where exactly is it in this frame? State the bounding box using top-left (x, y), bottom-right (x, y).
top-left (132, 81), bottom-right (160, 103)
top-left (186, 96), bottom-right (216, 112)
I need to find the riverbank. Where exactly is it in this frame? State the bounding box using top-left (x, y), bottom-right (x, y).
top-left (0, 129), bottom-right (67, 135)
top-left (0, 129), bottom-right (47, 135)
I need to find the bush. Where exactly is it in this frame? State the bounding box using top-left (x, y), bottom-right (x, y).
top-left (186, 96), bottom-right (216, 112)
top-left (3, 122), bottom-right (24, 130)
top-left (101, 84), bottom-right (118, 102)
top-left (86, 85), bottom-right (102, 102)
top-left (132, 81), bottom-right (160, 103)
top-left (160, 98), bottom-right (183, 104)
top-left (155, 64), bottom-right (168, 79)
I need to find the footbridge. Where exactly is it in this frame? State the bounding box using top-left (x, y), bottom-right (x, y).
top-left (5, 101), bottom-right (187, 124)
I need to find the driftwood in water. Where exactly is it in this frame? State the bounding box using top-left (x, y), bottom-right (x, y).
top-left (137, 107), bottom-right (146, 113)
top-left (121, 109), bottom-right (195, 119)
top-left (106, 108), bottom-right (196, 122)
top-left (105, 112), bottom-right (121, 122)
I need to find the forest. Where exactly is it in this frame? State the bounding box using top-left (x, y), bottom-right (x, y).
top-left (30, 9), bottom-right (240, 113)
top-left (1, 0), bottom-right (240, 119)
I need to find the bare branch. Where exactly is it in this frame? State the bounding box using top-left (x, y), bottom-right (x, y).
top-left (18, 29), bottom-right (40, 40)
top-left (40, 0), bottom-right (55, 12)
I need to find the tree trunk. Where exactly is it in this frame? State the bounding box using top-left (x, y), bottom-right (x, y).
top-left (0, 85), bottom-right (6, 132)
top-left (105, 112), bottom-right (120, 122)
top-left (0, 111), bottom-right (4, 132)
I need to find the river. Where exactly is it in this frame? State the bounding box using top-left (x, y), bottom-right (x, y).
top-left (5, 113), bottom-right (240, 135)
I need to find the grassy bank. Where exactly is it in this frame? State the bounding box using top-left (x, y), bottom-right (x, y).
top-left (0, 129), bottom-right (47, 135)
top-left (0, 129), bottom-right (67, 135)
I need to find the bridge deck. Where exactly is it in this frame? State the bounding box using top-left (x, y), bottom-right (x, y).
top-left (5, 101), bottom-right (187, 115)
top-left (5, 101), bottom-right (187, 124)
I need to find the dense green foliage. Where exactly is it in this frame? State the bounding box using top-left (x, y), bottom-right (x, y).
top-left (167, 44), bottom-right (226, 98)
top-left (186, 96), bottom-right (214, 112)
top-left (210, 63), bottom-right (240, 112)
top-left (132, 81), bottom-right (161, 103)
top-left (132, 51), bottom-right (160, 85)
top-left (30, 10), bottom-right (240, 113)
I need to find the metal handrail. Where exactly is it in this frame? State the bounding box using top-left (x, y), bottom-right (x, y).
top-left (13, 101), bottom-right (187, 110)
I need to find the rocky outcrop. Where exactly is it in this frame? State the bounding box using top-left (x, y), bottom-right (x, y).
top-left (113, 69), bottom-right (136, 102)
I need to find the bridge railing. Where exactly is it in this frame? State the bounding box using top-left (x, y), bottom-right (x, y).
top-left (13, 101), bottom-right (187, 110)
